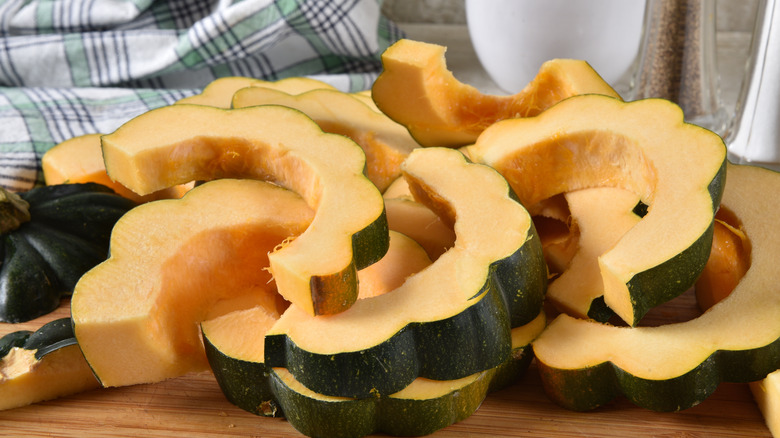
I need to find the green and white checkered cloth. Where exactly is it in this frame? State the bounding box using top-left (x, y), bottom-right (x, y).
top-left (0, 0), bottom-right (403, 191)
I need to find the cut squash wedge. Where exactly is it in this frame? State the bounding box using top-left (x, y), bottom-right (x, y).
top-left (468, 95), bottom-right (726, 325)
top-left (264, 147), bottom-right (547, 398)
top-left (71, 179), bottom-right (313, 387)
top-left (1, 318), bottom-right (99, 410)
top-left (532, 162), bottom-right (780, 412)
top-left (203, 300), bottom-right (545, 438)
top-left (100, 104), bottom-right (389, 316)
top-left (231, 87), bottom-right (420, 192)
top-left (547, 187), bottom-right (641, 322)
top-left (371, 39), bottom-right (620, 148)
top-left (42, 134), bottom-right (191, 203)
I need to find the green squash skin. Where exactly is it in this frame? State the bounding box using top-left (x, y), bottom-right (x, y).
top-left (310, 207), bottom-right (389, 315)
top-left (0, 317), bottom-right (77, 360)
top-left (622, 158), bottom-right (725, 326)
top-left (586, 297), bottom-right (614, 323)
top-left (490, 221), bottom-right (548, 327)
top-left (205, 325), bottom-right (535, 438)
top-left (265, 278), bottom-right (514, 398)
top-left (0, 233), bottom-right (61, 323)
top-left (0, 183), bottom-right (137, 323)
top-left (203, 333), bottom-right (282, 418)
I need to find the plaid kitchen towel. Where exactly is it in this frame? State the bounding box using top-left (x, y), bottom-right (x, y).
top-left (0, 0), bottom-right (403, 191)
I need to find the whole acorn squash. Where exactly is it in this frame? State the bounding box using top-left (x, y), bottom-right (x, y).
top-left (0, 183), bottom-right (137, 323)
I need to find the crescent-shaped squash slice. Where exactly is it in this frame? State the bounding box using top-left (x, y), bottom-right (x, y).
top-left (468, 95), bottom-right (726, 325)
top-left (547, 187), bottom-right (641, 322)
top-left (71, 179), bottom-right (313, 387)
top-left (531, 162), bottom-right (780, 412)
top-left (371, 38), bottom-right (621, 148)
top-left (264, 147), bottom-right (547, 398)
top-left (1, 318), bottom-right (99, 410)
top-left (42, 133), bottom-right (192, 203)
top-left (231, 87), bottom-right (420, 192)
top-left (175, 76), bottom-right (336, 108)
top-left (203, 295), bottom-right (545, 438)
top-left (100, 104), bottom-right (389, 316)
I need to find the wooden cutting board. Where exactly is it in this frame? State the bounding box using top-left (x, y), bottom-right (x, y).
top-left (0, 293), bottom-right (772, 438)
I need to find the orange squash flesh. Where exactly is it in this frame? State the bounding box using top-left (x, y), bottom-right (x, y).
top-left (41, 134), bottom-right (191, 203)
top-left (547, 187), bottom-right (641, 320)
top-left (231, 87), bottom-right (420, 192)
top-left (71, 179), bottom-right (313, 387)
top-left (695, 213), bottom-right (751, 312)
top-left (371, 39), bottom-right (621, 148)
top-left (468, 95), bottom-right (727, 325)
top-left (100, 104), bottom-right (389, 316)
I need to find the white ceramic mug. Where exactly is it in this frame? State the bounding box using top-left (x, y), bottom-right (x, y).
top-left (466, 0), bottom-right (646, 94)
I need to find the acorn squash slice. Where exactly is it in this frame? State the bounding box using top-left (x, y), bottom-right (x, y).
top-left (100, 103), bottom-right (389, 316)
top-left (175, 76), bottom-right (337, 108)
top-left (264, 147), bottom-right (547, 398)
top-left (468, 95), bottom-right (727, 326)
top-left (203, 294), bottom-right (545, 438)
top-left (547, 187), bottom-right (641, 322)
top-left (532, 162), bottom-right (780, 412)
top-left (42, 133), bottom-right (192, 203)
top-left (71, 179), bottom-right (313, 387)
top-left (371, 38), bottom-right (620, 148)
top-left (231, 87), bottom-right (420, 192)
top-left (0, 318), bottom-right (99, 410)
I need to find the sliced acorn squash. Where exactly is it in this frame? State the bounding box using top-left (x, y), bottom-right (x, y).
top-left (231, 87), bottom-right (420, 192)
top-left (468, 95), bottom-right (727, 325)
top-left (547, 187), bottom-right (641, 322)
top-left (532, 162), bottom-right (780, 412)
top-left (100, 103), bottom-right (389, 316)
top-left (0, 183), bottom-right (137, 323)
top-left (71, 179), bottom-right (313, 387)
top-left (264, 147), bottom-right (547, 398)
top-left (42, 133), bottom-right (192, 203)
top-left (371, 39), bottom-right (620, 148)
top-left (0, 318), bottom-right (99, 410)
top-left (383, 197), bottom-right (455, 261)
top-left (175, 76), bottom-right (336, 108)
top-left (203, 295), bottom-right (545, 438)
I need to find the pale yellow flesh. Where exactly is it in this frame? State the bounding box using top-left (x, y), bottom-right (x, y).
top-left (752, 369), bottom-right (780, 437)
top-left (384, 197), bottom-right (455, 261)
top-left (41, 133), bottom-right (190, 203)
top-left (547, 187), bottom-right (641, 318)
top-left (468, 95), bottom-right (726, 324)
top-left (0, 346), bottom-right (100, 410)
top-left (357, 231), bottom-right (432, 299)
top-left (175, 76), bottom-right (336, 108)
top-left (101, 104), bottom-right (385, 316)
top-left (267, 147), bottom-right (533, 354)
top-left (532, 163), bottom-right (780, 380)
top-left (231, 87), bottom-right (419, 192)
top-left (71, 179), bottom-right (313, 387)
top-left (371, 39), bottom-right (620, 148)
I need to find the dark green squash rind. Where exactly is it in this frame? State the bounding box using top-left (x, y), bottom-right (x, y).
top-left (264, 280), bottom-right (516, 398)
top-left (622, 158), bottom-right (725, 326)
top-left (625, 221), bottom-right (714, 326)
top-left (0, 183), bottom-right (137, 323)
top-left (0, 233), bottom-right (61, 323)
top-left (0, 317), bottom-right (77, 360)
top-left (206, 322), bottom-right (536, 438)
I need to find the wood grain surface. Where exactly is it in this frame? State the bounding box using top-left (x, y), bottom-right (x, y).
top-left (0, 292), bottom-right (773, 438)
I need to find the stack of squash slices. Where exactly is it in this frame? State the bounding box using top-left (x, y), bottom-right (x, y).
top-left (1, 39), bottom-right (778, 438)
